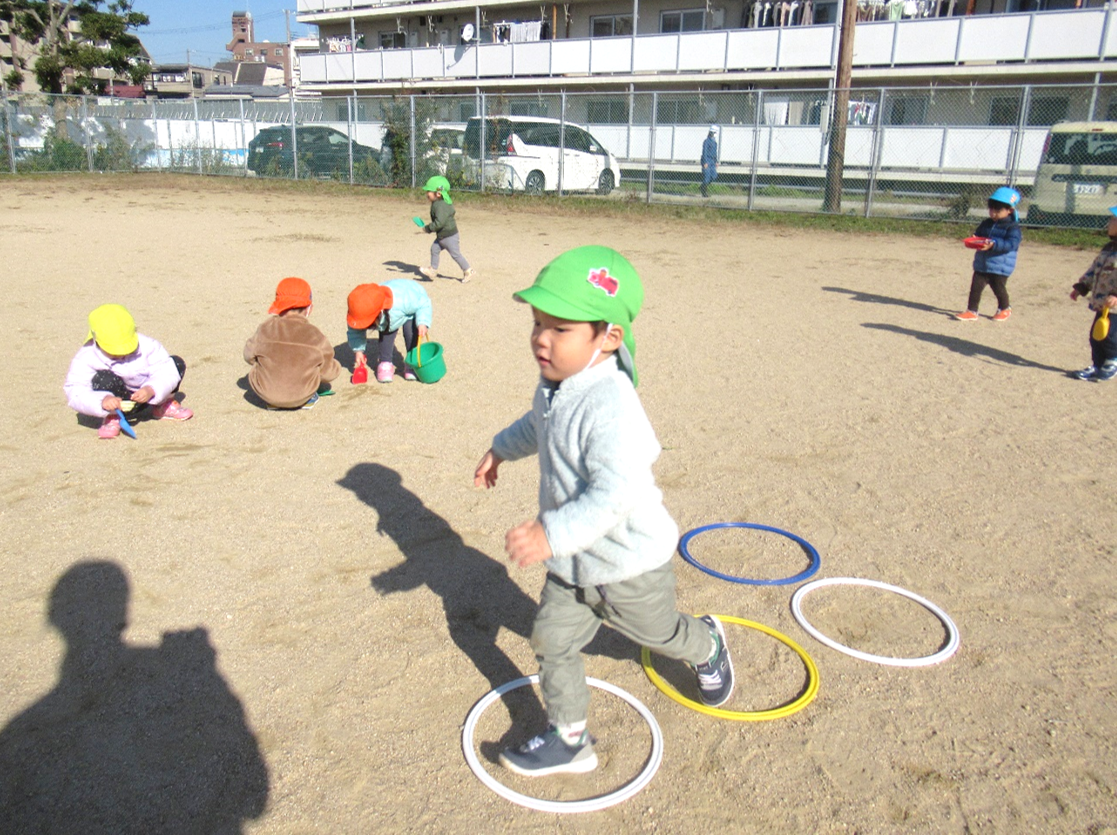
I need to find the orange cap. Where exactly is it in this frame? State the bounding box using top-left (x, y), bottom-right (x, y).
top-left (269, 277), bottom-right (312, 314)
top-left (347, 283), bottom-right (393, 329)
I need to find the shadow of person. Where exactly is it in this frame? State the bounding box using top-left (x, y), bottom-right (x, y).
top-left (381, 260), bottom-right (428, 280)
top-left (861, 322), bottom-right (1068, 374)
top-left (822, 286), bottom-right (954, 317)
top-left (0, 561), bottom-right (269, 835)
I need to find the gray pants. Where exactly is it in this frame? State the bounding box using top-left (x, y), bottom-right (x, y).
top-left (531, 562), bottom-right (714, 725)
top-left (430, 232), bottom-right (470, 271)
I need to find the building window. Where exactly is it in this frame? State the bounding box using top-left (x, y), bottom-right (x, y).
top-left (510, 101), bottom-right (548, 116)
top-left (989, 97), bottom-right (1019, 126)
top-left (380, 31), bottom-right (405, 49)
top-left (885, 95), bottom-right (927, 126)
top-left (245, 48), bottom-right (253, 56)
top-left (656, 98), bottom-right (704, 124)
top-left (1027, 96), bottom-right (1068, 127)
top-left (591, 15), bottom-right (633, 37)
top-left (275, 48), bottom-right (284, 56)
top-left (660, 9), bottom-right (705, 33)
top-left (587, 99), bottom-right (630, 124)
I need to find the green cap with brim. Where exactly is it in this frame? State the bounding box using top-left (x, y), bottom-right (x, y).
top-left (514, 246), bottom-right (644, 385)
top-left (422, 175), bottom-right (452, 204)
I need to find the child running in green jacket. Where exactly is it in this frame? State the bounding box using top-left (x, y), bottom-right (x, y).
top-left (418, 176), bottom-right (476, 283)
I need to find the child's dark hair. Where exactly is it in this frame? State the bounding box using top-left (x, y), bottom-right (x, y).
top-left (988, 199), bottom-right (1013, 212)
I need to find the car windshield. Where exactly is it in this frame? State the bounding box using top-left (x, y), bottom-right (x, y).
top-left (1044, 132), bottom-right (1117, 166)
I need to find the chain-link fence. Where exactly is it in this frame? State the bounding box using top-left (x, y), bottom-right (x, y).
top-left (4, 83), bottom-right (1116, 227)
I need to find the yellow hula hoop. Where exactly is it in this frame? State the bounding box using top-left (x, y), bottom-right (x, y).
top-left (640, 615), bottom-right (820, 721)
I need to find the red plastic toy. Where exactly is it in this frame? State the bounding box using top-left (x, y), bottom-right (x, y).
top-left (963, 236), bottom-right (993, 250)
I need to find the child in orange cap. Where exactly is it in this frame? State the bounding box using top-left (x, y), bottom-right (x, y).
top-left (346, 280), bottom-right (432, 383)
top-left (64, 304), bottom-right (193, 439)
top-left (244, 277), bottom-right (342, 409)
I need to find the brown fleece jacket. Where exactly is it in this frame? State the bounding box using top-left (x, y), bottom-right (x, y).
top-left (244, 313), bottom-right (341, 408)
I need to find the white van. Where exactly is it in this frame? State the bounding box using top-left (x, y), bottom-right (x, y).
top-left (1028, 121), bottom-right (1117, 226)
top-left (462, 115), bottom-right (620, 195)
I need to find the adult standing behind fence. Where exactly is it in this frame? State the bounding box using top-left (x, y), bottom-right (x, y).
top-left (700, 125), bottom-right (719, 198)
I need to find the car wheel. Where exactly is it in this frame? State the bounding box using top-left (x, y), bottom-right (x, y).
top-left (597, 170), bottom-right (615, 196)
top-left (525, 170), bottom-right (545, 194)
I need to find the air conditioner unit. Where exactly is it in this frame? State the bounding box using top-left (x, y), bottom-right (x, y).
top-left (710, 8), bottom-right (726, 28)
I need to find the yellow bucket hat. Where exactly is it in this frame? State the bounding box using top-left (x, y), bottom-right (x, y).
top-left (86, 304), bottom-right (138, 356)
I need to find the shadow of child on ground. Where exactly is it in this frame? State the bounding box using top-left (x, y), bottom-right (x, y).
top-left (336, 463), bottom-right (633, 755)
top-left (381, 260), bottom-right (429, 280)
top-left (0, 560), bottom-right (269, 835)
top-left (823, 286), bottom-right (954, 317)
top-left (862, 322), bottom-right (1068, 374)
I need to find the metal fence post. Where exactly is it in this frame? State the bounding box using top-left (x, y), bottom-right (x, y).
top-left (410, 93), bottom-right (417, 189)
top-left (4, 96), bottom-right (16, 174)
top-left (82, 96), bottom-right (94, 172)
top-left (647, 91), bottom-right (657, 204)
top-left (192, 97), bottom-right (202, 174)
top-left (288, 93), bottom-right (298, 180)
top-left (559, 90), bottom-right (566, 196)
top-left (348, 94), bottom-right (355, 184)
top-left (864, 88), bottom-right (885, 218)
top-left (479, 90), bottom-right (487, 194)
top-left (748, 90), bottom-right (761, 211)
top-left (239, 98), bottom-right (247, 176)
top-left (1006, 84), bottom-right (1031, 185)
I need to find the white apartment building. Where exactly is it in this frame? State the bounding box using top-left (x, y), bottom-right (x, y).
top-left (294, 0), bottom-right (1116, 97)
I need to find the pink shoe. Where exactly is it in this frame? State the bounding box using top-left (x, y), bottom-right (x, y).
top-left (152, 399), bottom-right (193, 421)
top-left (376, 362), bottom-right (394, 383)
top-left (403, 365), bottom-right (417, 381)
top-left (98, 414), bottom-right (121, 439)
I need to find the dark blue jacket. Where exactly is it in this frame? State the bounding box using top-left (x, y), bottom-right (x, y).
top-left (972, 217), bottom-right (1022, 277)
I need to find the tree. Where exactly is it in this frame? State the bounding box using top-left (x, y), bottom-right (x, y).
top-left (0, 1), bottom-right (149, 94)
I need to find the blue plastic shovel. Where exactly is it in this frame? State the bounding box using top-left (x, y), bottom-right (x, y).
top-left (116, 408), bottom-right (137, 439)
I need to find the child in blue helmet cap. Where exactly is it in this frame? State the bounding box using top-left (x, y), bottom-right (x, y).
top-left (955, 186), bottom-right (1023, 322)
top-left (1068, 206), bottom-right (1117, 381)
top-left (474, 246), bottom-right (733, 777)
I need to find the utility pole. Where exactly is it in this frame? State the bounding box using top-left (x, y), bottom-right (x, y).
top-left (823, 0), bottom-right (857, 214)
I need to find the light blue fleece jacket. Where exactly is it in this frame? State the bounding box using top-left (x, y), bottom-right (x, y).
top-left (492, 356), bottom-right (679, 587)
top-left (346, 279), bottom-right (433, 352)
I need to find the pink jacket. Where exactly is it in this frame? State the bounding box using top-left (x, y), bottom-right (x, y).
top-left (64, 334), bottom-right (182, 417)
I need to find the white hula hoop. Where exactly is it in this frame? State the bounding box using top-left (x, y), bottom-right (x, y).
top-left (461, 674), bottom-right (664, 814)
top-left (791, 577), bottom-right (960, 668)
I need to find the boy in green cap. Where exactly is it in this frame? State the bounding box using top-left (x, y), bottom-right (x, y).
top-left (417, 175), bottom-right (475, 283)
top-left (474, 246), bottom-right (733, 777)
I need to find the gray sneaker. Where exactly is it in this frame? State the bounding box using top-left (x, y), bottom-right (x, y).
top-left (695, 615), bottom-right (734, 707)
top-left (498, 727), bottom-right (598, 777)
top-left (1094, 361), bottom-right (1117, 382)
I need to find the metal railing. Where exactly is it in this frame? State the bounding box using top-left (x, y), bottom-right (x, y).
top-left (4, 82), bottom-right (1115, 227)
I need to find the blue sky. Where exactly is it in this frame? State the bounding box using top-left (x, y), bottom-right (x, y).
top-left (135, 2), bottom-right (319, 66)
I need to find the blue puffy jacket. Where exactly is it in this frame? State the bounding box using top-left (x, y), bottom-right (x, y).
top-left (972, 217), bottom-right (1022, 277)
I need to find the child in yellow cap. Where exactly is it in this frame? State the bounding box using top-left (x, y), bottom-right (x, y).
top-left (64, 304), bottom-right (193, 439)
top-left (417, 176), bottom-right (476, 283)
top-left (473, 246), bottom-right (733, 777)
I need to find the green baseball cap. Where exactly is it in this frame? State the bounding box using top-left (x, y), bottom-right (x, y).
top-left (422, 175), bottom-right (452, 203)
top-left (514, 246), bottom-right (644, 385)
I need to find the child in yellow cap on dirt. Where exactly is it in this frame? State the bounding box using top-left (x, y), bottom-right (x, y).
top-left (244, 277), bottom-right (341, 409)
top-left (474, 246), bottom-right (733, 777)
top-left (64, 304), bottom-right (193, 439)
top-left (417, 175), bottom-right (476, 283)
top-left (347, 280), bottom-right (432, 383)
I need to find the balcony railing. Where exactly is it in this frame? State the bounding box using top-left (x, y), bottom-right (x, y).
top-left (300, 8), bottom-right (1116, 87)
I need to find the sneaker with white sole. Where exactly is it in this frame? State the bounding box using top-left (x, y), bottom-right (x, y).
top-left (376, 362), bottom-right (394, 383)
top-left (152, 399), bottom-right (193, 421)
top-left (499, 727), bottom-right (598, 777)
top-left (461, 268), bottom-right (476, 283)
top-left (419, 266), bottom-right (437, 280)
top-left (403, 365), bottom-right (417, 381)
top-left (98, 414), bottom-right (121, 439)
top-left (1072, 365), bottom-right (1098, 381)
top-left (695, 615), bottom-right (734, 707)
top-left (954, 310), bottom-right (980, 322)
top-left (992, 307), bottom-right (1012, 322)
top-left (1094, 361), bottom-right (1117, 381)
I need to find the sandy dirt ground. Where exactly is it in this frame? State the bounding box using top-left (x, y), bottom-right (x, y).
top-left (0, 174), bottom-right (1114, 834)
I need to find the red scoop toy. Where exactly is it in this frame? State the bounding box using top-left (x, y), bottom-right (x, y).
top-left (963, 236), bottom-right (993, 250)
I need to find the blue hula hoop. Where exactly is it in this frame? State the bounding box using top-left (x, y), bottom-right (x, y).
top-left (678, 522), bottom-right (821, 586)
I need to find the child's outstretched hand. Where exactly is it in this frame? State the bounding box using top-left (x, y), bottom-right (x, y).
top-left (474, 449), bottom-right (503, 488)
top-left (505, 520), bottom-right (552, 568)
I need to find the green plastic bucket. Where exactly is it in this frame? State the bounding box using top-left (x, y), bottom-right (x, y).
top-left (406, 340), bottom-right (446, 384)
